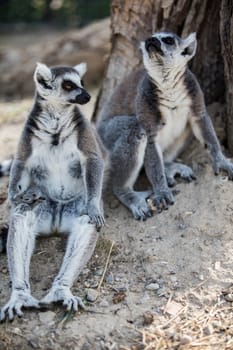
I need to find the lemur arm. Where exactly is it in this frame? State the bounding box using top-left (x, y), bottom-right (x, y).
top-left (78, 124), bottom-right (105, 228)
top-left (8, 159), bottom-right (30, 204)
top-left (190, 88), bottom-right (233, 179)
top-left (136, 83), bottom-right (174, 210)
top-left (85, 155), bottom-right (105, 227)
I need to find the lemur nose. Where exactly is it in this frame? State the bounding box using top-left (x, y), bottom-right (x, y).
top-left (145, 36), bottom-right (161, 51)
top-left (82, 91), bottom-right (91, 103)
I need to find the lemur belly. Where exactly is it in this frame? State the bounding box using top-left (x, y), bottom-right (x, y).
top-left (27, 134), bottom-right (86, 202)
top-left (156, 102), bottom-right (191, 160)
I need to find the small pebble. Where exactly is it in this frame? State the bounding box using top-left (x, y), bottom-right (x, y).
top-left (94, 268), bottom-right (104, 276)
top-left (105, 274), bottom-right (114, 283)
top-left (170, 275), bottom-right (177, 283)
top-left (203, 325), bottom-right (213, 336)
top-left (86, 288), bottom-right (98, 302)
top-left (178, 223), bottom-right (187, 230)
top-left (199, 274), bottom-right (204, 281)
top-left (143, 311), bottom-right (154, 325)
top-left (99, 300), bottom-right (109, 308)
top-left (180, 335), bottom-right (192, 345)
top-left (145, 283), bottom-right (160, 291)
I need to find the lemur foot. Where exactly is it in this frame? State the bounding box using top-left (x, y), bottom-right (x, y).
top-left (40, 285), bottom-right (85, 312)
top-left (165, 162), bottom-right (196, 187)
top-left (0, 289), bottom-right (40, 321)
top-left (214, 155), bottom-right (233, 180)
top-left (150, 188), bottom-right (174, 212)
top-left (113, 188), bottom-right (152, 221)
top-left (131, 199), bottom-right (153, 221)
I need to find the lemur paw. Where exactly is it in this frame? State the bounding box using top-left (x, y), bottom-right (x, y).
top-left (150, 188), bottom-right (174, 212)
top-left (214, 156), bottom-right (233, 180)
top-left (166, 163), bottom-right (196, 187)
top-left (131, 200), bottom-right (153, 221)
top-left (18, 186), bottom-right (46, 204)
top-left (87, 206), bottom-right (105, 230)
top-left (40, 285), bottom-right (85, 312)
top-left (0, 289), bottom-right (40, 321)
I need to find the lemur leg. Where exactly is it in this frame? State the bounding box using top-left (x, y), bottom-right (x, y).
top-left (103, 117), bottom-right (152, 220)
top-left (0, 206), bottom-right (39, 321)
top-left (0, 202), bottom-right (51, 321)
top-left (40, 214), bottom-right (98, 311)
top-left (165, 162), bottom-right (196, 187)
top-left (144, 141), bottom-right (174, 212)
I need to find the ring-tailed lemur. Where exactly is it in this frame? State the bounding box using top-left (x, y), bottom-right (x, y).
top-left (97, 32), bottom-right (233, 220)
top-left (0, 62), bottom-right (106, 321)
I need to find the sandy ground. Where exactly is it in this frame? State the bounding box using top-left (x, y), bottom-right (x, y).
top-left (0, 97), bottom-right (233, 349)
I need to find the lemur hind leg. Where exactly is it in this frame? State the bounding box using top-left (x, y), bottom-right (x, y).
top-left (103, 117), bottom-right (152, 220)
top-left (40, 209), bottom-right (98, 312)
top-left (165, 162), bottom-right (196, 187)
top-left (0, 202), bottom-right (51, 321)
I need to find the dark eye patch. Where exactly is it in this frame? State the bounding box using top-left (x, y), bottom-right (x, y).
top-left (161, 36), bottom-right (175, 45)
top-left (81, 79), bottom-right (84, 87)
top-left (37, 74), bottom-right (52, 90)
top-left (62, 79), bottom-right (78, 91)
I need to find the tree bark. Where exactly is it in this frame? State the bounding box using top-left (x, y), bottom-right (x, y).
top-left (220, 0), bottom-right (233, 153)
top-left (93, 0), bottom-right (233, 152)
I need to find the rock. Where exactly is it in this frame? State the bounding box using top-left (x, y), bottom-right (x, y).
top-left (145, 283), bottom-right (160, 291)
top-left (170, 275), bottom-right (177, 283)
top-left (99, 299), bottom-right (109, 308)
top-left (94, 268), bottom-right (104, 276)
top-left (180, 335), bottom-right (192, 345)
top-left (86, 288), bottom-right (98, 302)
top-left (105, 274), bottom-right (114, 283)
top-left (143, 311), bottom-right (154, 325)
top-left (39, 311), bottom-right (56, 325)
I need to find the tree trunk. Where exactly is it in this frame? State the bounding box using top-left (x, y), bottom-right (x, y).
top-left (220, 0), bottom-right (233, 153)
top-left (93, 0), bottom-right (233, 153)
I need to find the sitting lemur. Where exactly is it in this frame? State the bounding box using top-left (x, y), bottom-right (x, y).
top-left (97, 32), bottom-right (233, 220)
top-left (0, 62), bottom-right (106, 321)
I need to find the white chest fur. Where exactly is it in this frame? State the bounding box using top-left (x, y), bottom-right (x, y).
top-left (156, 81), bottom-right (192, 153)
top-left (26, 110), bottom-right (86, 202)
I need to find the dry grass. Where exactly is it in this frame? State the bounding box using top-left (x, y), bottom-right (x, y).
top-left (120, 288), bottom-right (233, 350)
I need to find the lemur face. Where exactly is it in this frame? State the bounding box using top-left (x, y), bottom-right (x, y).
top-left (141, 32), bottom-right (197, 71)
top-left (34, 62), bottom-right (91, 105)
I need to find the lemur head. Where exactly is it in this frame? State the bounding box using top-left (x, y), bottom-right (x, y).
top-left (140, 32), bottom-right (197, 76)
top-left (33, 62), bottom-right (91, 105)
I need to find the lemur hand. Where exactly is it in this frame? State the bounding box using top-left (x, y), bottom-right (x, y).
top-left (12, 186), bottom-right (46, 205)
top-left (214, 154), bottom-right (233, 180)
top-left (87, 203), bottom-right (105, 230)
top-left (150, 187), bottom-right (174, 213)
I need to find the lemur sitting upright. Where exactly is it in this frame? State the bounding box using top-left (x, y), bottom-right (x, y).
top-left (97, 32), bottom-right (233, 220)
top-left (1, 62), bottom-right (106, 321)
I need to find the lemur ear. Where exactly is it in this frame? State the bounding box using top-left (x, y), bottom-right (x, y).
top-left (34, 62), bottom-right (52, 87)
top-left (181, 33), bottom-right (197, 59)
top-left (74, 62), bottom-right (87, 78)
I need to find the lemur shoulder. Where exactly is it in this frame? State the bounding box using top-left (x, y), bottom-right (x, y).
top-left (97, 32), bottom-right (233, 220)
top-left (1, 62), bottom-right (106, 321)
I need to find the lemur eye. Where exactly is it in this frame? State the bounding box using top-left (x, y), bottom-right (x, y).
top-left (161, 37), bottom-right (175, 45)
top-left (62, 80), bottom-right (77, 91)
top-left (64, 84), bottom-right (73, 91)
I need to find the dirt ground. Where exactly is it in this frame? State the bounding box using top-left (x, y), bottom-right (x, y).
top-left (0, 95), bottom-right (233, 350)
